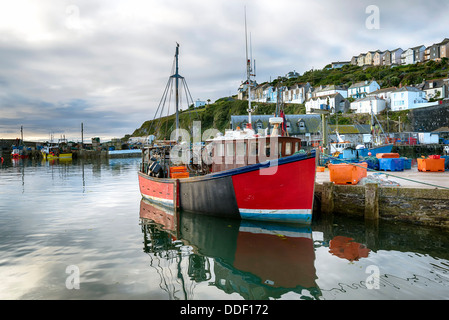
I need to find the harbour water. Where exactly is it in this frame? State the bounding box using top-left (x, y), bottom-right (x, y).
top-left (1, 157), bottom-right (449, 300)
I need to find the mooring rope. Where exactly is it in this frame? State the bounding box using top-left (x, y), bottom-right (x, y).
top-left (319, 152), bottom-right (449, 190)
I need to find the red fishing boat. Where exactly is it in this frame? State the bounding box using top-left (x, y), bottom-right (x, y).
top-left (138, 43), bottom-right (316, 224)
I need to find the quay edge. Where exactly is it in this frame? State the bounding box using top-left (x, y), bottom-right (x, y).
top-left (314, 182), bottom-right (449, 230)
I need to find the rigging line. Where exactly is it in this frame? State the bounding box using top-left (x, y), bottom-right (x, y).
top-left (321, 152), bottom-right (449, 190)
top-left (151, 76), bottom-right (174, 137)
top-left (182, 77), bottom-right (198, 123)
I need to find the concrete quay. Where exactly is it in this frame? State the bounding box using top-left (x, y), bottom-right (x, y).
top-left (314, 166), bottom-right (449, 230)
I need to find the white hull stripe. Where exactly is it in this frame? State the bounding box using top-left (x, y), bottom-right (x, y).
top-left (238, 209), bottom-right (312, 215)
top-left (141, 194), bottom-right (174, 206)
top-left (238, 208), bottom-right (312, 223)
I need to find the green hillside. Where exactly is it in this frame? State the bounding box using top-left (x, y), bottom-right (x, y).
top-left (276, 58), bottom-right (449, 88)
top-left (129, 98), bottom-right (306, 140)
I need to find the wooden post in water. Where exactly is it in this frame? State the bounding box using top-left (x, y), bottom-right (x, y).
top-left (321, 182), bottom-right (334, 214)
top-left (365, 183), bottom-right (379, 220)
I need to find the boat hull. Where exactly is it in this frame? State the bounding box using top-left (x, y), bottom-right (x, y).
top-left (42, 153), bottom-right (73, 160)
top-left (138, 151), bottom-right (316, 224)
top-left (359, 144), bottom-right (394, 157)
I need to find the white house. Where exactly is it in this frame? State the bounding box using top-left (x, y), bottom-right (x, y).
top-left (313, 84), bottom-right (348, 98)
top-left (305, 93), bottom-right (348, 114)
top-left (401, 45), bottom-right (426, 65)
top-left (194, 99), bottom-right (207, 108)
top-left (416, 79), bottom-right (448, 100)
top-left (367, 87), bottom-right (397, 108)
top-left (390, 86), bottom-right (437, 111)
top-left (348, 80), bottom-right (380, 99)
top-left (401, 48), bottom-right (414, 65)
top-left (350, 96), bottom-right (387, 114)
top-left (283, 83), bottom-right (311, 104)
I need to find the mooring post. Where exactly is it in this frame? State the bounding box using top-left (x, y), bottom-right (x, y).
top-left (321, 181), bottom-right (334, 214)
top-left (365, 183), bottom-right (379, 220)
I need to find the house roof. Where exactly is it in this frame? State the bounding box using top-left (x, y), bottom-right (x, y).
top-left (368, 87), bottom-right (397, 95)
top-left (329, 124), bottom-right (371, 135)
top-left (352, 95), bottom-right (385, 103)
top-left (412, 45), bottom-right (426, 50)
top-left (349, 81), bottom-right (377, 89)
top-left (433, 126), bottom-right (449, 133)
top-left (421, 78), bottom-right (447, 90)
top-left (394, 86), bottom-right (423, 93)
top-left (310, 92), bottom-right (344, 100)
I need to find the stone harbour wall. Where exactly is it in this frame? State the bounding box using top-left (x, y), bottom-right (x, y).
top-left (314, 182), bottom-right (449, 230)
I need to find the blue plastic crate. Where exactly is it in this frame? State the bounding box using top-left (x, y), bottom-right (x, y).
top-left (442, 156), bottom-right (449, 170)
top-left (400, 157), bottom-right (412, 170)
top-left (379, 158), bottom-right (404, 171)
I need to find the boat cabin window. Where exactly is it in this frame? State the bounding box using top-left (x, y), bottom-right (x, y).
top-left (226, 142), bottom-right (234, 157)
top-left (295, 142), bottom-right (299, 153)
top-left (265, 145), bottom-right (271, 157)
top-left (236, 141), bottom-right (246, 156)
top-left (285, 142), bottom-right (292, 155)
top-left (249, 142), bottom-right (258, 156)
top-left (216, 143), bottom-right (224, 157)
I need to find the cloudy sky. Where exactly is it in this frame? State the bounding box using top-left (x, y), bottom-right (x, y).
top-left (1, 0), bottom-right (448, 142)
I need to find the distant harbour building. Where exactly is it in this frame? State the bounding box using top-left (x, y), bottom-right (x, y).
top-left (194, 99), bottom-right (207, 108)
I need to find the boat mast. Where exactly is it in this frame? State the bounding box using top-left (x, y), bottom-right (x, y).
top-left (245, 8), bottom-right (255, 129)
top-left (171, 43), bottom-right (182, 132)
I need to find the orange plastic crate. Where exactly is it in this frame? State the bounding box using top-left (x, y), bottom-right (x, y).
top-left (169, 166), bottom-right (187, 173)
top-left (376, 153), bottom-right (400, 159)
top-left (170, 172), bottom-right (190, 179)
top-left (328, 162), bottom-right (368, 185)
top-left (417, 158), bottom-right (445, 172)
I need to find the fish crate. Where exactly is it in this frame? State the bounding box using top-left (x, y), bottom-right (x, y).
top-left (400, 158), bottom-right (412, 170)
top-left (169, 166), bottom-right (187, 173)
top-left (417, 158), bottom-right (445, 172)
top-left (169, 166), bottom-right (189, 178)
top-left (328, 162), bottom-right (368, 185)
top-left (376, 153), bottom-right (400, 159)
top-left (379, 158), bottom-right (404, 172)
top-left (170, 172), bottom-right (190, 179)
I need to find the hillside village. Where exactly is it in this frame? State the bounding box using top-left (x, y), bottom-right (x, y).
top-left (237, 37), bottom-right (449, 116)
top-left (128, 38), bottom-right (449, 149)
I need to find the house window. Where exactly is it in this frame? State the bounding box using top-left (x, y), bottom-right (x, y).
top-left (256, 121), bottom-right (263, 130)
top-left (298, 121), bottom-right (305, 129)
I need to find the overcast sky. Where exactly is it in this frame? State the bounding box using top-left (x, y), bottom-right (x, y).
top-left (1, 0), bottom-right (448, 142)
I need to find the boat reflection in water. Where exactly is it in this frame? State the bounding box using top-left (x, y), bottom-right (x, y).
top-left (139, 198), bottom-right (321, 300)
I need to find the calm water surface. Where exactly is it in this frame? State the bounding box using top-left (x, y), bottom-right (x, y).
top-left (1, 157), bottom-right (449, 300)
